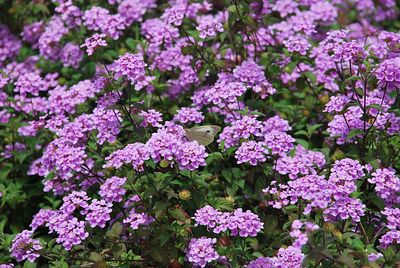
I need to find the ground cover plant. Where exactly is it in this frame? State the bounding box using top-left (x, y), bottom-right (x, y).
top-left (1, 0), bottom-right (400, 267)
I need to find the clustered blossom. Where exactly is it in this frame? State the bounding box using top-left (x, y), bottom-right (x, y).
top-left (81, 33), bottom-right (107, 55)
top-left (123, 207), bottom-right (153, 229)
top-left (324, 95), bottom-right (350, 113)
top-left (368, 168), bottom-right (400, 204)
top-left (235, 141), bottom-right (267, 166)
top-left (104, 142), bottom-right (150, 171)
top-left (139, 109), bottom-right (163, 127)
top-left (194, 205), bottom-right (263, 237)
top-left (379, 208), bottom-right (400, 248)
top-left (10, 230), bottom-right (42, 262)
top-left (186, 237), bottom-right (219, 267)
top-left (283, 36), bottom-right (311, 55)
top-left (83, 199), bottom-right (113, 228)
top-left (174, 107), bottom-right (205, 124)
top-left (162, 7), bottom-right (185, 26)
top-left (233, 60), bottom-right (276, 98)
top-left (290, 220), bottom-right (319, 248)
top-left (196, 15), bottom-right (224, 39)
top-left (111, 52), bottom-right (152, 90)
top-left (99, 176), bottom-right (127, 202)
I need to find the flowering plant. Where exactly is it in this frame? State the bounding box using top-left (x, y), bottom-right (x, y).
top-left (1, 0), bottom-right (400, 267)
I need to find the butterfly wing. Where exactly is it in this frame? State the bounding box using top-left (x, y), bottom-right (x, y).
top-left (185, 125), bottom-right (221, 146)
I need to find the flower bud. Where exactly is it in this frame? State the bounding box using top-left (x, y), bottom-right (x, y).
top-left (179, 190), bottom-right (191, 200)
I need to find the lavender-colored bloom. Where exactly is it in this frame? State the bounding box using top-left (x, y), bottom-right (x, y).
top-left (104, 143), bottom-right (150, 171)
top-left (236, 141), bottom-right (267, 166)
top-left (99, 14), bottom-right (127, 40)
top-left (324, 95), bottom-right (350, 113)
top-left (61, 42), bottom-right (83, 68)
top-left (368, 169), bottom-right (400, 203)
top-left (123, 208), bottom-right (153, 229)
top-left (246, 257), bottom-right (274, 268)
top-left (111, 53), bottom-right (151, 90)
top-left (194, 206), bottom-right (263, 237)
top-left (30, 209), bottom-right (57, 231)
top-left (0, 25), bottom-right (22, 66)
top-left (270, 246), bottom-right (304, 268)
top-left (324, 195), bottom-right (365, 223)
top-left (264, 131), bottom-right (295, 156)
top-left (10, 230), bottom-right (42, 262)
top-left (139, 109), bottom-right (163, 127)
top-left (83, 7), bottom-right (110, 31)
top-left (233, 60), bottom-right (276, 98)
top-left (368, 252), bottom-right (383, 262)
top-left (21, 21), bottom-right (45, 47)
top-left (81, 33), bottom-right (107, 56)
top-left (176, 141), bottom-right (208, 171)
top-left (59, 191), bottom-right (90, 214)
top-left (47, 213), bottom-right (89, 250)
top-left (83, 199), bottom-right (112, 228)
top-left (118, 0), bottom-right (156, 24)
top-left (331, 40), bottom-right (366, 63)
top-left (186, 237), bottom-right (219, 267)
top-left (283, 36), bottom-right (311, 55)
top-left (99, 176), bottom-right (126, 203)
top-left (174, 107), bottom-right (205, 124)
top-left (162, 7), bottom-right (185, 26)
top-left (196, 15), bottom-right (224, 39)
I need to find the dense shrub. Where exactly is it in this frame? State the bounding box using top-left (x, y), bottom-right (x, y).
top-left (1, 0), bottom-right (400, 267)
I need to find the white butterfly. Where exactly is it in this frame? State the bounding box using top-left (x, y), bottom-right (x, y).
top-left (184, 125), bottom-right (221, 146)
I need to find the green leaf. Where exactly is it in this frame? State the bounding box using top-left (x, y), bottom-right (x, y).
top-left (170, 208), bottom-right (187, 221)
top-left (209, 197), bottom-right (234, 211)
top-left (346, 129), bottom-right (363, 140)
top-left (106, 222), bottom-right (123, 239)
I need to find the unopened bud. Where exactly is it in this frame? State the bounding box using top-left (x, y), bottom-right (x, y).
top-left (179, 190), bottom-right (191, 200)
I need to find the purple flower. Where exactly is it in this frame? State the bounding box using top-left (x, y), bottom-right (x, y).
top-left (139, 109), bottom-right (163, 127)
top-left (81, 33), bottom-right (107, 56)
top-left (30, 209), bottom-right (57, 231)
top-left (99, 176), bottom-right (127, 203)
top-left (123, 208), bottom-right (153, 229)
top-left (283, 36), bottom-right (311, 55)
top-left (174, 107), bottom-right (205, 124)
top-left (368, 169), bottom-right (400, 204)
top-left (176, 141), bottom-right (208, 171)
top-left (83, 199), bottom-right (113, 228)
top-left (60, 42), bottom-right (83, 68)
top-left (196, 15), bottom-right (224, 39)
top-left (235, 141), bottom-right (267, 166)
top-left (111, 52), bottom-right (152, 90)
top-left (324, 95), bottom-right (350, 113)
top-left (104, 143), bottom-right (150, 171)
top-left (246, 257), bottom-right (274, 268)
top-left (233, 60), bottom-right (276, 98)
top-left (270, 246), bottom-right (304, 268)
top-left (47, 213), bottom-right (89, 250)
top-left (162, 7), bottom-right (185, 26)
top-left (186, 237), bottom-right (219, 267)
top-left (368, 253), bottom-right (383, 262)
top-left (10, 230), bottom-right (42, 262)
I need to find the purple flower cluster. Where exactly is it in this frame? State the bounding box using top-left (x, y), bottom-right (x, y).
top-left (379, 208), bottom-right (400, 247)
top-left (368, 168), bottom-right (400, 204)
top-left (99, 176), bottom-right (127, 203)
top-left (194, 205), bottom-right (263, 237)
top-left (174, 107), bottom-right (205, 124)
top-left (104, 143), bottom-right (150, 171)
top-left (186, 237), bottom-right (219, 267)
top-left (111, 53), bottom-right (152, 90)
top-left (139, 109), bottom-right (163, 127)
top-left (123, 207), bottom-right (153, 230)
top-left (290, 220), bottom-right (319, 248)
top-left (10, 230), bottom-right (42, 262)
top-left (81, 33), bottom-right (107, 55)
